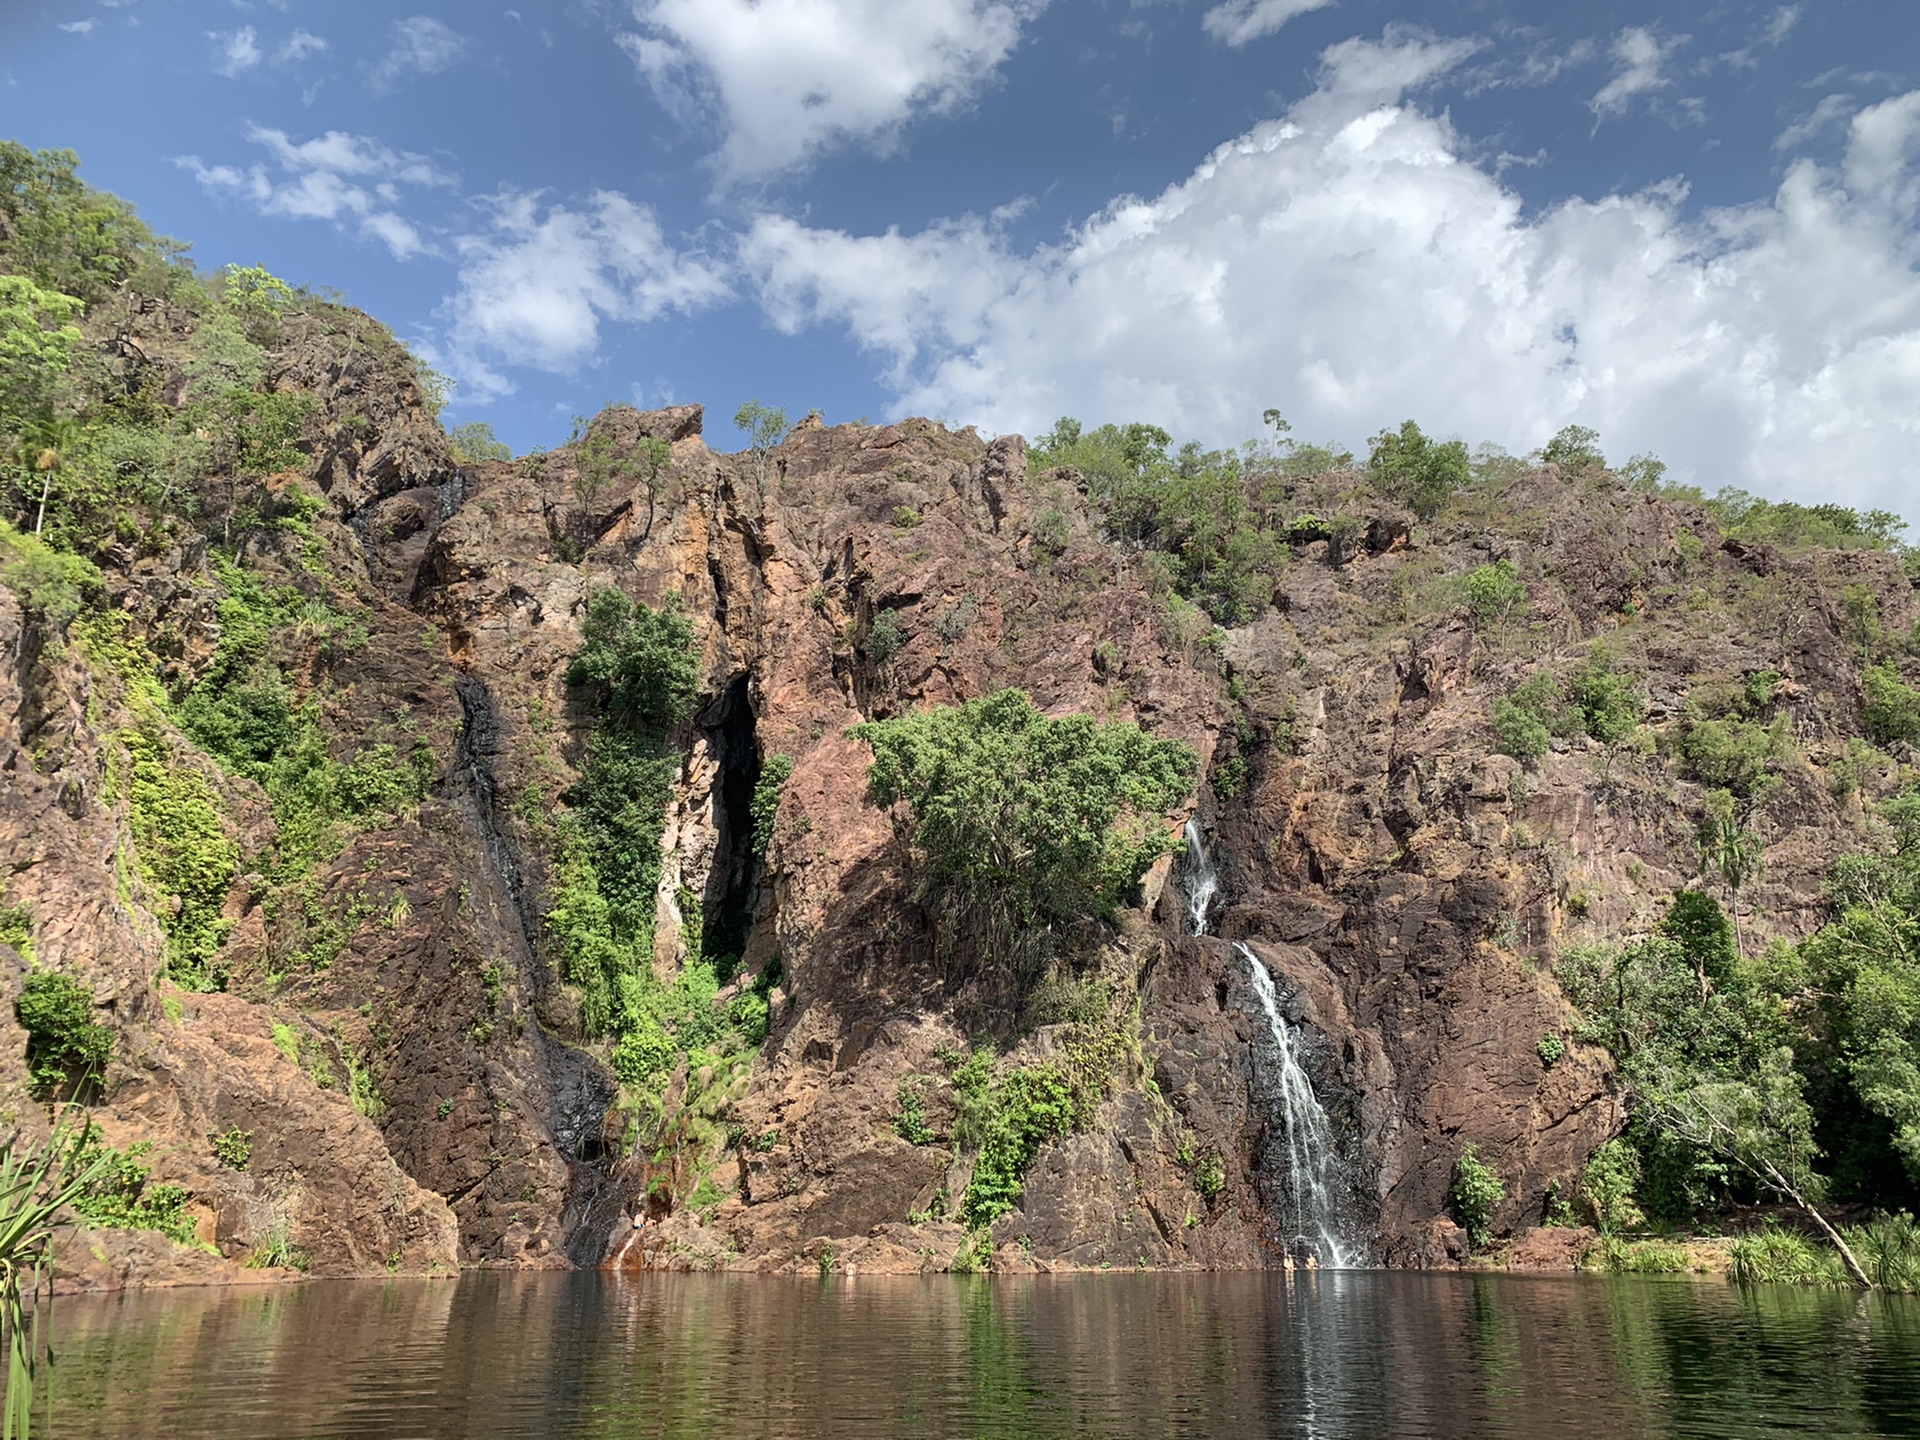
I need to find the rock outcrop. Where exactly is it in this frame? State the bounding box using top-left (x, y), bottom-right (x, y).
top-left (4, 371), bottom-right (1914, 1281)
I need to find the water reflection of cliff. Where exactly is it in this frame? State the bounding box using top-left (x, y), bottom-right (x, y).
top-left (45, 1273), bottom-right (1920, 1438)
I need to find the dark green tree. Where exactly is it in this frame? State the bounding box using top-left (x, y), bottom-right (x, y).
top-left (1367, 420), bottom-right (1469, 520)
top-left (851, 690), bottom-right (1195, 983)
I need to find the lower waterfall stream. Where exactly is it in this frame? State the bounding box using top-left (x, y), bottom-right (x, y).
top-left (1239, 942), bottom-right (1362, 1268)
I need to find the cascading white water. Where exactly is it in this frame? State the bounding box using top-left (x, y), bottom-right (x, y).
top-left (1239, 943), bottom-right (1361, 1268)
top-left (1182, 820), bottom-right (1219, 936)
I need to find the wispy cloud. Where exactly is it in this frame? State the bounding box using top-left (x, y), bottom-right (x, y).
top-left (176, 126), bottom-right (454, 260)
top-left (1589, 26), bottom-right (1688, 121)
top-left (58, 19), bottom-right (98, 35)
top-left (1722, 4), bottom-right (1801, 70)
top-left (210, 25), bottom-right (262, 76)
top-left (1200, 0), bottom-right (1336, 48)
top-left (366, 16), bottom-right (470, 94)
top-left (1776, 93), bottom-right (1857, 152)
top-left (277, 29), bottom-right (328, 64)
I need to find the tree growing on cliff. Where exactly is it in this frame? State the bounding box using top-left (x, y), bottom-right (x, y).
top-left (733, 400), bottom-right (786, 487)
top-left (448, 421), bottom-right (510, 466)
top-left (851, 690), bottom-right (1196, 984)
top-left (1367, 420), bottom-right (1469, 521)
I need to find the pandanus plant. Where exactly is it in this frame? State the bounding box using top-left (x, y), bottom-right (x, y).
top-left (0, 1121), bottom-right (108, 1439)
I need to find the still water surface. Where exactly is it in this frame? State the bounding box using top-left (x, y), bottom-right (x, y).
top-left (42, 1271), bottom-right (1920, 1438)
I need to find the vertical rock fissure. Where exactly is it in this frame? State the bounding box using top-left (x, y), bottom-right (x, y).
top-left (701, 673), bottom-right (762, 979)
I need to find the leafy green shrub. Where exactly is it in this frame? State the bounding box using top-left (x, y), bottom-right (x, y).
top-left (15, 971), bottom-right (112, 1097)
top-left (751, 754), bottom-right (794, 858)
top-left (727, 988), bottom-right (771, 1046)
top-left (1566, 648), bottom-right (1642, 743)
top-left (71, 1129), bottom-right (197, 1245)
top-left (1537, 1033), bottom-right (1565, 1067)
top-left (958, 1060), bottom-right (1077, 1228)
top-left (867, 608), bottom-right (907, 661)
top-left (851, 690), bottom-right (1195, 982)
top-left (210, 1126), bottom-right (253, 1170)
top-left (1679, 714), bottom-right (1789, 798)
top-left (1863, 664), bottom-right (1920, 747)
top-left (611, 1017), bottom-right (677, 1084)
top-left (1490, 695), bottom-right (1552, 762)
top-left (1194, 1148), bottom-right (1226, 1202)
top-left (1367, 420), bottom-right (1470, 520)
top-left (119, 723), bottom-right (239, 990)
top-left (935, 596), bottom-right (976, 645)
top-left (0, 896), bottom-right (34, 963)
top-left (0, 520), bottom-right (102, 630)
top-left (1464, 560), bottom-right (1526, 623)
top-left (893, 1077), bottom-right (936, 1145)
top-left (1578, 1139), bottom-right (1646, 1235)
top-left (1449, 1144), bottom-right (1505, 1252)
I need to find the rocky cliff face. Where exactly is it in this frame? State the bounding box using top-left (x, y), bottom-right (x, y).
top-left (4, 360), bottom-right (1914, 1280)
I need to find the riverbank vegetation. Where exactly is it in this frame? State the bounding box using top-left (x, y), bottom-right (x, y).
top-left (1546, 795), bottom-right (1920, 1289)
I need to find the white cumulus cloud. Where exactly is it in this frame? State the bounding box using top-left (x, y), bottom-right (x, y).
top-left (740, 30), bottom-right (1920, 519)
top-left (1201, 0), bottom-right (1336, 49)
top-left (442, 190), bottom-right (731, 397)
top-left (619, 0), bottom-right (1046, 179)
top-left (175, 126), bottom-right (454, 260)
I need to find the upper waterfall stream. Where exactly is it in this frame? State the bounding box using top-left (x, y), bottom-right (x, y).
top-left (1240, 943), bottom-right (1362, 1268)
top-left (1182, 820), bottom-right (1219, 936)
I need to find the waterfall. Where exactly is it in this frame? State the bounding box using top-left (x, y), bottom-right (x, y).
top-left (1182, 820), bottom-right (1219, 936)
top-left (1239, 943), bottom-right (1361, 1268)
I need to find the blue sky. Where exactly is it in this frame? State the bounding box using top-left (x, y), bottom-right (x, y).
top-left (3, 0), bottom-right (1918, 519)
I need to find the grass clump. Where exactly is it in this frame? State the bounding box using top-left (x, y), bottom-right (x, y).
top-left (0, 897), bottom-right (32, 963)
top-left (1594, 1238), bottom-right (1691, 1274)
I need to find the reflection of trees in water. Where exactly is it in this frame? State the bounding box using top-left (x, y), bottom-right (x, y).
top-left (42, 1272), bottom-right (1920, 1438)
